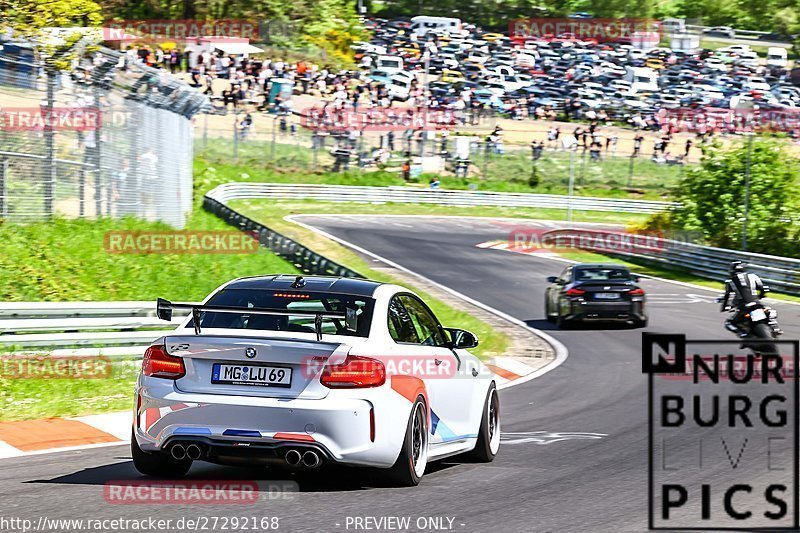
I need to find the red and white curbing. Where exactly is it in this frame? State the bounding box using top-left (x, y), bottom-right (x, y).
top-left (476, 240), bottom-right (561, 258)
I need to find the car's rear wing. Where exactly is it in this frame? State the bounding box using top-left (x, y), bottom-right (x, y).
top-left (156, 298), bottom-right (356, 340)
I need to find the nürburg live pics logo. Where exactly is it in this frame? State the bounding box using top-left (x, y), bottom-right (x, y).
top-left (643, 332), bottom-right (800, 530)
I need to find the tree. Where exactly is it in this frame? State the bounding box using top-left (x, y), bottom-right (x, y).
top-left (0, 0), bottom-right (103, 33)
top-left (653, 139), bottom-right (800, 256)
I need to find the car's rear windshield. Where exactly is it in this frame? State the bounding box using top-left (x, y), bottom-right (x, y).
top-left (575, 268), bottom-right (631, 281)
top-left (188, 289), bottom-right (375, 337)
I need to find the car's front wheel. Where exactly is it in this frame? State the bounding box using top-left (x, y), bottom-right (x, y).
top-left (131, 430), bottom-right (193, 478)
top-left (386, 396), bottom-right (429, 486)
top-left (467, 383), bottom-right (500, 462)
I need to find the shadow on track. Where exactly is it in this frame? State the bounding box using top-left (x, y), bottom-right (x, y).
top-left (525, 319), bottom-right (641, 332)
top-left (26, 457), bottom-right (464, 492)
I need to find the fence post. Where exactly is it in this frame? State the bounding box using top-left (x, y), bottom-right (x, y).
top-left (627, 154), bottom-right (635, 188)
top-left (271, 115), bottom-right (277, 160)
top-left (203, 112), bottom-right (208, 150)
top-left (44, 69), bottom-right (57, 217)
top-left (568, 148), bottom-right (576, 223)
top-left (233, 119), bottom-right (239, 162)
top-left (0, 157), bottom-right (7, 218)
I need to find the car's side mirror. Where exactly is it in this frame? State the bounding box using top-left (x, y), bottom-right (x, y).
top-left (547, 276), bottom-right (558, 283)
top-left (444, 328), bottom-right (479, 349)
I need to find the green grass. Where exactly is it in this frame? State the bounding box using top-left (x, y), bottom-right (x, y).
top-left (0, 210), bottom-right (300, 302)
top-left (0, 359), bottom-right (139, 422)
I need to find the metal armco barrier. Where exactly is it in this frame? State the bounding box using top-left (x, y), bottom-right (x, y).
top-left (203, 194), bottom-right (363, 279)
top-left (0, 302), bottom-right (189, 349)
top-left (205, 182), bottom-right (677, 215)
top-left (541, 228), bottom-right (800, 296)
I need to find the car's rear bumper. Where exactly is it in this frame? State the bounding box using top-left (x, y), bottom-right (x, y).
top-left (565, 299), bottom-right (646, 322)
top-left (133, 377), bottom-right (411, 468)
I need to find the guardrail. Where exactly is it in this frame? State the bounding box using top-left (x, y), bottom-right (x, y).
top-left (541, 229), bottom-right (800, 296)
top-left (205, 182), bottom-right (677, 215)
top-left (0, 302), bottom-right (189, 350)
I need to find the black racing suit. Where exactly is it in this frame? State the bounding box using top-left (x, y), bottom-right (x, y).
top-left (720, 271), bottom-right (765, 334)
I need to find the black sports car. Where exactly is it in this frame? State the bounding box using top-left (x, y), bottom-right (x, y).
top-left (544, 263), bottom-right (648, 327)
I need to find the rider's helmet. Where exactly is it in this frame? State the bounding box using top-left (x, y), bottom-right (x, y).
top-left (730, 261), bottom-right (746, 275)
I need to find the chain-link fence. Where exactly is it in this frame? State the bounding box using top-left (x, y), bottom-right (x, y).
top-left (0, 45), bottom-right (210, 227)
top-left (193, 106), bottom-right (702, 195)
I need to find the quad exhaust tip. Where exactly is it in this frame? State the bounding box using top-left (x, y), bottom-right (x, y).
top-left (285, 449), bottom-right (302, 466)
top-left (170, 443), bottom-right (186, 460)
top-left (302, 451), bottom-right (321, 468)
top-left (186, 443), bottom-right (203, 460)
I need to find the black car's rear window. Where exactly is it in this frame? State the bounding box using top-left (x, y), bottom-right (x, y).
top-left (187, 289), bottom-right (375, 337)
top-left (574, 268), bottom-right (631, 281)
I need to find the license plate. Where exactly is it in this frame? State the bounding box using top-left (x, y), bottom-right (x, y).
top-left (211, 363), bottom-right (292, 388)
top-left (595, 293), bottom-right (620, 300)
top-left (750, 309), bottom-right (767, 322)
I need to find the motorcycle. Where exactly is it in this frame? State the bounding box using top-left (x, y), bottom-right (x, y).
top-left (717, 289), bottom-right (783, 355)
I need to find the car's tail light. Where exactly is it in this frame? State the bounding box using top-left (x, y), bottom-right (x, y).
top-left (566, 288), bottom-right (585, 296)
top-left (142, 345), bottom-right (185, 379)
top-left (320, 356), bottom-right (385, 388)
top-left (629, 288), bottom-right (645, 296)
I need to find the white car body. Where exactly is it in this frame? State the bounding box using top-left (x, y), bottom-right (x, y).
top-left (375, 55), bottom-right (404, 74)
top-left (745, 77), bottom-right (772, 92)
top-left (132, 275), bottom-right (499, 485)
top-left (410, 16), bottom-right (464, 38)
top-left (386, 71), bottom-right (415, 101)
top-left (767, 47), bottom-right (788, 68)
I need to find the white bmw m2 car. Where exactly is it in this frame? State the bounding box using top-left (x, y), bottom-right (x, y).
top-left (132, 274), bottom-right (500, 486)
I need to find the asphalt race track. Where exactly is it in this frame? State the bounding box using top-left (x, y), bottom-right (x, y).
top-left (1, 215), bottom-right (798, 533)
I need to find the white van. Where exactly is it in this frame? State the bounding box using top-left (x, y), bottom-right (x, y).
top-left (767, 47), bottom-right (788, 68)
top-left (625, 66), bottom-right (659, 94)
top-left (376, 55), bottom-right (404, 74)
top-left (661, 18), bottom-right (685, 35)
top-left (410, 16), bottom-right (462, 37)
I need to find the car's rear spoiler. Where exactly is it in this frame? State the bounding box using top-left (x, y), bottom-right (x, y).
top-left (156, 298), bottom-right (356, 341)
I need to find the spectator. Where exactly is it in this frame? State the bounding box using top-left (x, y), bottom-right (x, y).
top-left (402, 159), bottom-right (411, 181)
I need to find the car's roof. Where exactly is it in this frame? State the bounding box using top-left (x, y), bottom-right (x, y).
top-left (225, 274), bottom-right (383, 297)
top-left (572, 263), bottom-right (630, 269)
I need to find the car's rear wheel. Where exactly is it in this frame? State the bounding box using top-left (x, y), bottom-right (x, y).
top-left (386, 397), bottom-right (428, 487)
top-left (632, 317), bottom-right (648, 328)
top-left (467, 383), bottom-right (500, 462)
top-left (131, 430), bottom-right (192, 478)
top-left (545, 298), bottom-right (555, 322)
top-left (556, 311), bottom-right (571, 329)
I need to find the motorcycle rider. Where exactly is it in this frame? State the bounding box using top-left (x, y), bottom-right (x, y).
top-left (720, 261), bottom-right (767, 336)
